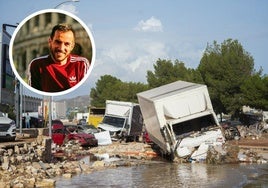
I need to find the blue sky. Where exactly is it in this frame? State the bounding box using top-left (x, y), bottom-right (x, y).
top-left (1, 0), bottom-right (268, 100)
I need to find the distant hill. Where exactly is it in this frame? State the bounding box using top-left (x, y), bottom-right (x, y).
top-left (56, 95), bottom-right (90, 111)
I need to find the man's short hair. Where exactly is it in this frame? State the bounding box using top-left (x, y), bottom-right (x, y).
top-left (50, 23), bottom-right (75, 39)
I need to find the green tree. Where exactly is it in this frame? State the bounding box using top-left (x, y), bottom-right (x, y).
top-left (241, 72), bottom-right (268, 110)
top-left (147, 58), bottom-right (203, 88)
top-left (90, 75), bottom-right (122, 107)
top-left (127, 82), bottom-right (149, 102)
top-left (90, 75), bottom-right (148, 107)
top-left (67, 111), bottom-right (76, 122)
top-left (198, 39), bottom-right (255, 117)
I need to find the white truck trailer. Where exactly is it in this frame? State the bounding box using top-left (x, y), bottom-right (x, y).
top-left (98, 100), bottom-right (144, 142)
top-left (137, 81), bottom-right (225, 161)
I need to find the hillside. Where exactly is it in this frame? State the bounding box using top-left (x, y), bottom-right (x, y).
top-left (56, 95), bottom-right (90, 111)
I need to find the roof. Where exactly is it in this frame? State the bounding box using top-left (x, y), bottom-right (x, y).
top-left (137, 81), bottom-right (205, 101)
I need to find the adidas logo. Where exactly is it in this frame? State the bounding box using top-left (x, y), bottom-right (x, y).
top-left (69, 76), bottom-right (77, 83)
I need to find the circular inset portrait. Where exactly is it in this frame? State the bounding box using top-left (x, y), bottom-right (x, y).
top-left (9, 9), bottom-right (95, 96)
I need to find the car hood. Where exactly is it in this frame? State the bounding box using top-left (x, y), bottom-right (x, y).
top-left (98, 123), bottom-right (123, 132)
top-left (0, 117), bottom-right (13, 124)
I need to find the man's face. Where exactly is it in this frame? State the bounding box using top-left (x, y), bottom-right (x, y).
top-left (49, 30), bottom-right (75, 63)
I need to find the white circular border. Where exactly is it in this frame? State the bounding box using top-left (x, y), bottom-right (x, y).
top-left (9, 9), bottom-right (96, 97)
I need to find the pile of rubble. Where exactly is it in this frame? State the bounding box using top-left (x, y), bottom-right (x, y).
top-left (0, 131), bottom-right (158, 188)
top-left (206, 142), bottom-right (268, 164)
top-left (0, 133), bottom-right (54, 187)
top-left (1, 126), bottom-right (268, 187)
top-left (205, 124), bottom-right (268, 164)
top-left (89, 142), bottom-right (158, 160)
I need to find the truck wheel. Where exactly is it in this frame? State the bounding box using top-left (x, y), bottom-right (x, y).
top-left (9, 136), bottom-right (16, 142)
top-left (168, 151), bottom-right (175, 161)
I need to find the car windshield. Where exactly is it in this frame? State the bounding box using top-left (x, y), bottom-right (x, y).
top-left (0, 112), bottom-right (4, 117)
top-left (102, 116), bottom-right (126, 128)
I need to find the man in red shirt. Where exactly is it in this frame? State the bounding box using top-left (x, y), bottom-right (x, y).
top-left (28, 24), bottom-right (90, 92)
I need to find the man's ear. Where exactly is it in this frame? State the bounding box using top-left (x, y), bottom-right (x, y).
top-left (48, 37), bottom-right (52, 45)
top-left (71, 41), bottom-right (75, 51)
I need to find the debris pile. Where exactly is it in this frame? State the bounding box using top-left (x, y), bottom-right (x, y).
top-left (0, 135), bottom-right (56, 187)
top-left (0, 125), bottom-right (267, 187)
top-left (0, 134), bottom-right (158, 188)
top-left (89, 142), bottom-right (158, 160)
top-left (205, 130), bottom-right (268, 164)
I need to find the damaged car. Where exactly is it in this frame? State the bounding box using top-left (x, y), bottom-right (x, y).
top-left (51, 124), bottom-right (98, 147)
top-left (220, 121), bottom-right (241, 140)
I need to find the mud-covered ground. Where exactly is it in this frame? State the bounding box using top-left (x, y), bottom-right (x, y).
top-left (0, 130), bottom-right (267, 187)
top-left (228, 132), bottom-right (268, 147)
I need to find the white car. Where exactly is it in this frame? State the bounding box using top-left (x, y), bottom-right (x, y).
top-left (0, 112), bottom-right (16, 141)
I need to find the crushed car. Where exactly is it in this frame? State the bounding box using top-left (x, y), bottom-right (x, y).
top-left (220, 121), bottom-right (241, 140)
top-left (52, 124), bottom-right (66, 145)
top-left (239, 111), bottom-right (268, 136)
top-left (51, 123), bottom-right (98, 147)
top-left (76, 124), bottom-right (100, 134)
top-left (67, 132), bottom-right (98, 147)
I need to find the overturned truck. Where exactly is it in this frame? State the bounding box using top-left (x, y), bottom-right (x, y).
top-left (137, 81), bottom-right (225, 161)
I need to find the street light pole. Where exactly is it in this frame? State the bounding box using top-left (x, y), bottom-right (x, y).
top-left (54, 0), bottom-right (80, 9)
top-left (48, 0), bottom-right (79, 137)
top-left (49, 96), bottom-right (52, 137)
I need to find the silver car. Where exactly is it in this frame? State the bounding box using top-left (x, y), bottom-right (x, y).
top-left (0, 111), bottom-right (16, 141)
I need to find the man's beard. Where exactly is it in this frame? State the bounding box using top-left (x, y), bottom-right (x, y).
top-left (50, 47), bottom-right (68, 62)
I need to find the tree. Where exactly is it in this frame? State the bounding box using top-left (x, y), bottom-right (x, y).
top-left (90, 75), bottom-right (122, 107)
top-left (241, 72), bottom-right (268, 110)
top-left (198, 39), bottom-right (255, 117)
top-left (90, 75), bottom-right (148, 107)
top-left (147, 58), bottom-right (203, 88)
top-left (126, 82), bottom-right (149, 102)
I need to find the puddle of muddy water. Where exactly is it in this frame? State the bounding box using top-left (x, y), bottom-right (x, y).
top-left (55, 160), bottom-right (268, 188)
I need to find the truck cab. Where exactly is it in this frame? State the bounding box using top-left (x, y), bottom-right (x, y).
top-left (98, 100), bottom-right (144, 142)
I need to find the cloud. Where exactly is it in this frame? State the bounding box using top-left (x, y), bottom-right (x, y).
top-left (92, 40), bottom-right (169, 84)
top-left (134, 16), bottom-right (163, 32)
top-left (70, 40), bottom-right (202, 97)
top-left (58, 4), bottom-right (78, 14)
top-left (105, 44), bottom-right (133, 62)
top-left (175, 42), bottom-right (205, 68)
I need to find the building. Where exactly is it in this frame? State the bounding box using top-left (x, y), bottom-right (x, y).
top-left (54, 100), bottom-right (67, 119)
top-left (1, 24), bottom-right (42, 126)
top-left (22, 95), bottom-right (42, 113)
top-left (0, 24), bottom-right (16, 108)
